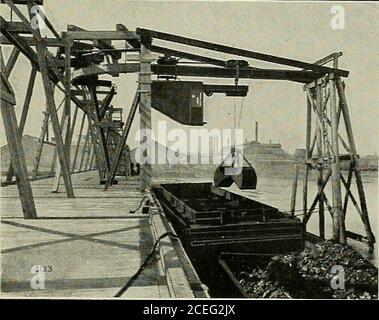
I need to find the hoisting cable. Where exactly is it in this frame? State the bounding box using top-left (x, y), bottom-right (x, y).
top-left (114, 231), bottom-right (179, 297)
top-left (237, 97), bottom-right (245, 129)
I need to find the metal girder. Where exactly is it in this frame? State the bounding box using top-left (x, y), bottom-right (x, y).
top-left (71, 62), bottom-right (319, 83)
top-left (1, 17), bottom-right (40, 68)
top-left (72, 63), bottom-right (139, 82)
top-left (2, 0), bottom-right (43, 42)
top-left (151, 45), bottom-right (226, 67)
top-left (66, 30), bottom-right (139, 41)
top-left (1, 25), bottom-right (86, 110)
top-left (1, 0), bottom-right (43, 4)
top-left (202, 84), bottom-right (249, 96)
top-left (137, 28), bottom-right (349, 77)
top-left (152, 64), bottom-right (320, 83)
top-left (1, 21), bottom-right (32, 33)
top-left (67, 25), bottom-right (123, 61)
top-left (0, 34), bottom-right (64, 47)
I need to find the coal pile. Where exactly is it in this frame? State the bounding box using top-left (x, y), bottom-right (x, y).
top-left (239, 269), bottom-right (291, 298)
top-left (237, 241), bottom-right (378, 299)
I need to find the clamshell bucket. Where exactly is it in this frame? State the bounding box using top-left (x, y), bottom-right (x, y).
top-left (232, 166), bottom-right (257, 189)
top-left (213, 165), bottom-right (234, 187)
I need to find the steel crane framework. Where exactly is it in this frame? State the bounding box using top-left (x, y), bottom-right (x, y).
top-left (0, 0), bottom-right (375, 253)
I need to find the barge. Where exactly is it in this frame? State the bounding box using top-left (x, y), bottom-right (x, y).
top-left (153, 182), bottom-right (304, 296)
top-left (152, 182), bottom-right (378, 298)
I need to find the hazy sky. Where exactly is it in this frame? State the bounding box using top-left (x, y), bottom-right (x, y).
top-left (1, 1), bottom-right (378, 155)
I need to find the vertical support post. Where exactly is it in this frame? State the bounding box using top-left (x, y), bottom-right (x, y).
top-left (6, 66), bottom-right (37, 182)
top-left (336, 78), bottom-right (375, 252)
top-left (89, 87), bottom-right (111, 179)
top-left (32, 109), bottom-right (49, 179)
top-left (34, 40), bottom-right (74, 197)
top-left (86, 104), bottom-right (105, 180)
top-left (1, 97), bottom-right (37, 218)
top-left (290, 164), bottom-right (299, 217)
top-left (139, 43), bottom-right (153, 190)
top-left (1, 50), bottom-right (37, 218)
top-left (68, 105), bottom-right (79, 152)
top-left (104, 91), bottom-right (139, 189)
top-left (79, 125), bottom-right (90, 173)
top-left (51, 113), bottom-right (69, 192)
top-left (315, 83), bottom-right (325, 239)
top-left (303, 93), bottom-right (312, 219)
top-left (89, 146), bottom-right (96, 171)
top-left (71, 111), bottom-right (86, 173)
top-left (33, 84), bottom-right (56, 180)
top-left (84, 139), bottom-right (93, 171)
top-left (329, 75), bottom-right (343, 242)
top-left (52, 36), bottom-right (72, 192)
top-left (64, 35), bottom-right (72, 162)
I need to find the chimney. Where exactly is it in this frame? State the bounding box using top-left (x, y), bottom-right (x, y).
top-left (255, 121), bottom-right (259, 143)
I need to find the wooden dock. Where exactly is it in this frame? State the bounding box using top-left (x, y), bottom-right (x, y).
top-left (0, 172), bottom-right (205, 298)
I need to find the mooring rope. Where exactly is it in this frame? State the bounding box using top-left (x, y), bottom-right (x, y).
top-left (114, 231), bottom-right (179, 297)
top-left (129, 194), bottom-right (148, 214)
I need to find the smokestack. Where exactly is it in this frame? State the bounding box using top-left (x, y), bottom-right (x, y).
top-left (255, 121), bottom-right (259, 142)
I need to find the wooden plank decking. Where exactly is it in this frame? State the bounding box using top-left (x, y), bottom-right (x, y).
top-left (0, 171), bottom-right (175, 298)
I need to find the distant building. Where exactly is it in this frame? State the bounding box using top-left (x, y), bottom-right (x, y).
top-left (242, 140), bottom-right (288, 160)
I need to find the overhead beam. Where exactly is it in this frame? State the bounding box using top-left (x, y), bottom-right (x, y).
top-left (152, 64), bottom-right (320, 83)
top-left (0, 21), bottom-right (32, 33)
top-left (0, 34), bottom-right (67, 47)
top-left (1, 0), bottom-right (43, 4)
top-left (71, 62), bottom-right (320, 83)
top-left (137, 28), bottom-right (349, 77)
top-left (313, 52), bottom-right (343, 67)
top-left (151, 45), bottom-right (226, 67)
top-left (72, 63), bottom-right (139, 81)
top-left (3, 0), bottom-right (43, 42)
top-left (1, 27), bottom-right (86, 112)
top-left (1, 17), bottom-right (40, 68)
top-left (66, 30), bottom-right (139, 41)
top-left (67, 25), bottom-right (122, 61)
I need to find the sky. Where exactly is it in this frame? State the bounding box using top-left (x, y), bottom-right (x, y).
top-left (1, 1), bottom-right (378, 155)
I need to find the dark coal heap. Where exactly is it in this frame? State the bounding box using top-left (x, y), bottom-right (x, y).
top-left (237, 241), bottom-right (378, 299)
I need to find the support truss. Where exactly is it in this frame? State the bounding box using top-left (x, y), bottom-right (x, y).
top-left (0, 0), bottom-right (374, 254)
